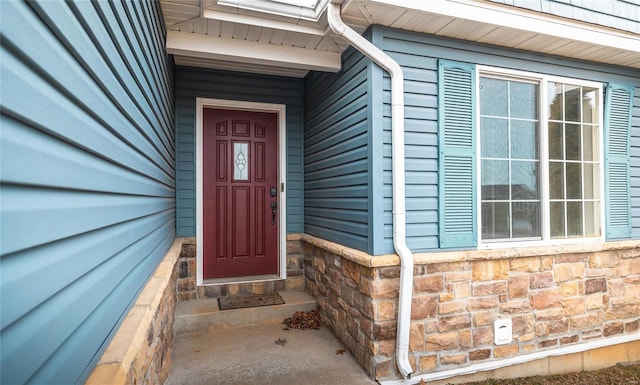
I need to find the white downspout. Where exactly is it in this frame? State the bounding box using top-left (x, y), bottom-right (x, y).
top-left (327, 1), bottom-right (414, 379)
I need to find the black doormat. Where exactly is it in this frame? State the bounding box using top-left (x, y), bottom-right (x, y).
top-left (218, 292), bottom-right (285, 310)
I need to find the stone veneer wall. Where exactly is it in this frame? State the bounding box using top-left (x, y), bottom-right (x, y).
top-left (86, 238), bottom-right (184, 385)
top-left (303, 237), bottom-right (379, 376)
top-left (303, 234), bottom-right (640, 381)
top-left (176, 236), bottom-right (305, 300)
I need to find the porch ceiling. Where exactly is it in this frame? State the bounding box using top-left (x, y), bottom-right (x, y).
top-left (160, 0), bottom-right (348, 77)
top-left (160, 0), bottom-right (640, 77)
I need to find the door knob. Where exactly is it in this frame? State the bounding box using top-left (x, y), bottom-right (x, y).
top-left (271, 202), bottom-right (277, 225)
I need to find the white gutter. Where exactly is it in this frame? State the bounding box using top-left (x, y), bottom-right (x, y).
top-left (326, 1), bottom-right (414, 379)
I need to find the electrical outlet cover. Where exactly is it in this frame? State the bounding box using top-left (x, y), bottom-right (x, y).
top-left (494, 318), bottom-right (512, 345)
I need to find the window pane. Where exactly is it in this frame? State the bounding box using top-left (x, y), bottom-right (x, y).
top-left (582, 125), bottom-right (596, 161)
top-left (233, 142), bottom-right (249, 180)
top-left (511, 120), bottom-right (538, 159)
top-left (564, 85), bottom-right (581, 122)
top-left (512, 202), bottom-right (540, 238)
top-left (549, 161), bottom-right (565, 199)
top-left (584, 201), bottom-right (599, 237)
top-left (482, 160), bottom-right (510, 200)
top-left (480, 76), bottom-right (541, 242)
top-left (567, 202), bottom-right (583, 237)
top-left (566, 163), bottom-right (582, 199)
top-left (583, 163), bottom-right (597, 199)
top-left (481, 117), bottom-right (509, 158)
top-left (550, 201), bottom-right (565, 238)
top-left (582, 87), bottom-right (598, 123)
top-left (480, 77), bottom-right (508, 116)
top-left (565, 124), bottom-right (581, 161)
top-left (510, 82), bottom-right (537, 119)
top-left (482, 202), bottom-right (510, 239)
top-left (546, 82), bottom-right (600, 241)
top-left (548, 82), bottom-right (563, 120)
top-left (511, 161), bottom-right (538, 200)
top-left (548, 122), bottom-right (563, 160)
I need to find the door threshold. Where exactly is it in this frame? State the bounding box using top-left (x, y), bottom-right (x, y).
top-left (202, 274), bottom-right (282, 286)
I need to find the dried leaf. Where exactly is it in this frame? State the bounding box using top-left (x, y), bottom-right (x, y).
top-left (336, 349), bottom-right (346, 355)
top-left (283, 310), bottom-right (321, 330)
top-left (419, 379), bottom-right (426, 385)
top-left (274, 338), bottom-right (287, 346)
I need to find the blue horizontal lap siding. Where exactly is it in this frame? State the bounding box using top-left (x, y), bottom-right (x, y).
top-left (371, 26), bottom-right (640, 253)
top-left (0, 1), bottom-right (174, 384)
top-left (486, 0), bottom-right (640, 34)
top-left (174, 66), bottom-right (304, 236)
top-left (374, 33), bottom-right (440, 253)
top-left (304, 47), bottom-right (371, 252)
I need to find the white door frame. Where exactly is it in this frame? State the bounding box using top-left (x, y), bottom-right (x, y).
top-left (195, 98), bottom-right (287, 285)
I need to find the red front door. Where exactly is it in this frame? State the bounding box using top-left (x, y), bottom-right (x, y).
top-left (203, 108), bottom-right (279, 279)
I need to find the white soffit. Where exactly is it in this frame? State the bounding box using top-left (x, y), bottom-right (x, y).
top-left (342, 0), bottom-right (640, 69)
top-left (203, 10), bottom-right (327, 35)
top-left (166, 30), bottom-right (342, 72)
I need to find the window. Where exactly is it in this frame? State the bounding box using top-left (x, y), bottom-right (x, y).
top-left (438, 60), bottom-right (633, 249)
top-left (480, 77), bottom-right (541, 241)
top-left (479, 69), bottom-right (603, 244)
top-left (547, 82), bottom-right (601, 239)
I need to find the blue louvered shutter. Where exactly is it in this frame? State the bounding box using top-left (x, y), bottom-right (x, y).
top-left (604, 83), bottom-right (634, 240)
top-left (438, 60), bottom-right (477, 248)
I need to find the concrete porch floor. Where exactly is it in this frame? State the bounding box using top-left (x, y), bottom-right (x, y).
top-left (166, 290), bottom-right (378, 385)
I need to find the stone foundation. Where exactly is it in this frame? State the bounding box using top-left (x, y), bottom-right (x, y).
top-left (302, 235), bottom-right (640, 381)
top-left (84, 234), bottom-right (639, 384)
top-left (86, 238), bottom-right (184, 385)
top-left (176, 236), bottom-right (305, 300)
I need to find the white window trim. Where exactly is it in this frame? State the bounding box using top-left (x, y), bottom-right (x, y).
top-left (475, 66), bottom-right (605, 250)
top-left (195, 98), bottom-right (287, 285)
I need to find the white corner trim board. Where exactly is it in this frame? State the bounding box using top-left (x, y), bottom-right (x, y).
top-left (327, 0), bottom-right (415, 379)
top-left (379, 332), bottom-right (640, 385)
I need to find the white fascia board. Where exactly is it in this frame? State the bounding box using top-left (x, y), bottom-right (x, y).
top-left (365, 0), bottom-right (640, 53)
top-left (271, 0), bottom-right (318, 7)
top-left (166, 30), bottom-right (341, 72)
top-left (217, 0), bottom-right (330, 21)
top-left (204, 10), bottom-right (326, 36)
